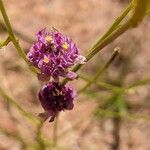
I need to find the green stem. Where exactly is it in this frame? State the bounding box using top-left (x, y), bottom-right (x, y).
top-left (79, 74), bottom-right (122, 91)
top-left (62, 22), bottom-right (129, 85)
top-left (62, 3), bottom-right (132, 85)
top-left (0, 0), bottom-right (39, 74)
top-left (53, 115), bottom-right (59, 147)
top-left (36, 121), bottom-right (46, 150)
top-left (79, 48), bottom-right (120, 93)
top-left (91, 2), bottom-right (132, 50)
top-left (146, 9), bottom-right (150, 14)
top-left (0, 19), bottom-right (34, 43)
top-left (79, 74), bottom-right (150, 94)
top-left (127, 78), bottom-right (150, 89)
top-left (0, 36), bottom-right (11, 48)
top-left (96, 108), bottom-right (150, 121)
top-left (62, 0), bottom-right (148, 85)
top-left (131, 0), bottom-right (149, 27)
top-left (0, 86), bottom-right (40, 125)
top-left (0, 125), bottom-right (27, 149)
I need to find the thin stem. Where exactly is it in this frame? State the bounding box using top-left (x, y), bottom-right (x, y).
top-left (0, 0), bottom-right (39, 74)
top-left (36, 121), bottom-right (46, 150)
top-left (127, 78), bottom-right (150, 89)
top-left (79, 74), bottom-right (122, 92)
top-left (0, 20), bottom-right (34, 44)
top-left (0, 125), bottom-right (27, 149)
top-left (79, 75), bottom-right (150, 96)
top-left (78, 48), bottom-right (120, 93)
top-left (62, 4), bottom-right (132, 85)
top-left (91, 2), bottom-right (132, 50)
top-left (0, 86), bottom-right (40, 125)
top-left (85, 21), bottom-right (130, 62)
top-left (146, 9), bottom-right (150, 14)
top-left (131, 0), bottom-right (149, 27)
top-left (53, 115), bottom-right (59, 147)
top-left (62, 0), bottom-right (148, 85)
top-left (0, 36), bottom-right (11, 48)
top-left (96, 108), bottom-right (150, 121)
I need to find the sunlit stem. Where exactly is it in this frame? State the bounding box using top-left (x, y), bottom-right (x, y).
top-left (0, 0), bottom-right (40, 74)
top-left (53, 114), bottom-right (59, 147)
top-left (91, 2), bottom-right (133, 50)
top-left (36, 121), bottom-right (46, 149)
top-left (0, 36), bottom-right (11, 48)
top-left (62, 2), bottom-right (132, 85)
top-left (0, 125), bottom-right (27, 148)
top-left (62, 0), bottom-right (148, 85)
top-left (0, 86), bottom-right (40, 125)
top-left (79, 48), bottom-right (120, 93)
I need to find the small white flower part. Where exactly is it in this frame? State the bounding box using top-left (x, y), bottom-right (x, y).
top-left (75, 55), bottom-right (86, 64)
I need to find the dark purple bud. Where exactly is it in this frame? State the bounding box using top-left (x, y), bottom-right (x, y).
top-left (38, 82), bottom-right (77, 122)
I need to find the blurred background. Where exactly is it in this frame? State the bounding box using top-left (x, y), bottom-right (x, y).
top-left (0, 0), bottom-right (150, 150)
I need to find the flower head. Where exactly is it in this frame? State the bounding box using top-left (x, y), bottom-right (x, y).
top-left (27, 28), bottom-right (86, 81)
top-left (38, 82), bottom-right (77, 122)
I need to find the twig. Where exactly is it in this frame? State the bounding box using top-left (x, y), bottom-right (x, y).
top-left (62, 0), bottom-right (148, 85)
top-left (0, 125), bottom-right (27, 149)
top-left (95, 108), bottom-right (150, 121)
top-left (78, 48), bottom-right (120, 93)
top-left (53, 115), bottom-right (59, 147)
top-left (0, 86), bottom-right (40, 125)
top-left (127, 78), bottom-right (150, 89)
top-left (0, 36), bottom-right (11, 48)
top-left (0, 21), bottom-right (34, 44)
top-left (36, 121), bottom-right (46, 150)
top-left (91, 3), bottom-right (132, 50)
top-left (0, 0), bottom-right (39, 74)
top-left (79, 74), bottom-right (122, 91)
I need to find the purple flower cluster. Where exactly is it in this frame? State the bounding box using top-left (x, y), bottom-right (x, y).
top-left (39, 82), bottom-right (76, 122)
top-left (27, 28), bottom-right (86, 81)
top-left (27, 28), bottom-right (86, 122)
